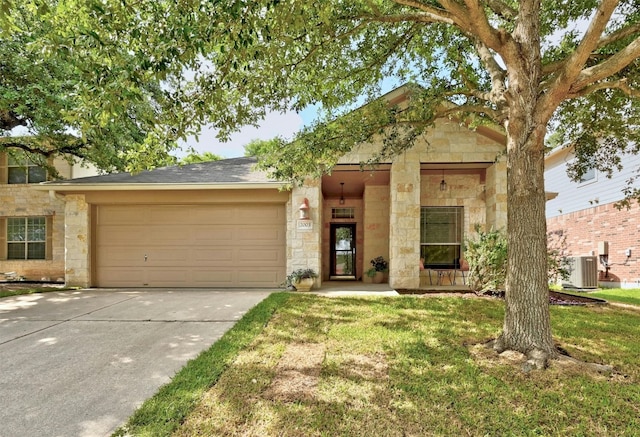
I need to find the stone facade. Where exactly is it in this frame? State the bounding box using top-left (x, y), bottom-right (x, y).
top-left (314, 118), bottom-right (506, 288)
top-left (389, 149), bottom-right (422, 289)
top-left (64, 195), bottom-right (91, 287)
top-left (0, 153), bottom-right (97, 283)
top-left (288, 180), bottom-right (323, 288)
top-left (362, 185), bottom-right (390, 283)
top-left (547, 202), bottom-right (640, 288)
top-left (0, 184), bottom-right (66, 280)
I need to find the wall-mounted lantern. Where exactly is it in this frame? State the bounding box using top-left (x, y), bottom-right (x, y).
top-left (298, 198), bottom-right (310, 220)
top-left (440, 169), bottom-right (447, 191)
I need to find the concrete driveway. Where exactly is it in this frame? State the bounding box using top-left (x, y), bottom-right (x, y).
top-left (0, 288), bottom-right (271, 437)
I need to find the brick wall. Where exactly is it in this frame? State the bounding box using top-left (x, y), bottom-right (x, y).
top-left (547, 202), bottom-right (640, 287)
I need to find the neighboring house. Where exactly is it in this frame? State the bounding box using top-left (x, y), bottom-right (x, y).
top-left (0, 153), bottom-right (97, 281)
top-left (35, 86), bottom-right (508, 289)
top-left (545, 147), bottom-right (640, 288)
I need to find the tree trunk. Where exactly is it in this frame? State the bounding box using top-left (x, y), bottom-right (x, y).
top-left (494, 0), bottom-right (558, 368)
top-left (495, 134), bottom-right (558, 366)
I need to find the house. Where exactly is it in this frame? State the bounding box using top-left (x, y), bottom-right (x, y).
top-left (545, 146), bottom-right (640, 288)
top-left (0, 153), bottom-right (97, 281)
top-left (33, 87), bottom-right (508, 289)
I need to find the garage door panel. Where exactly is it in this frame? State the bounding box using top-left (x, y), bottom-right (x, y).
top-left (238, 248), bottom-right (284, 264)
top-left (98, 226), bottom-right (148, 244)
top-left (144, 268), bottom-right (190, 285)
top-left (238, 228), bottom-right (282, 242)
top-left (99, 248), bottom-right (146, 266)
top-left (97, 268), bottom-right (146, 286)
top-left (191, 248), bottom-right (235, 263)
top-left (190, 227), bottom-right (236, 242)
top-left (96, 203), bottom-right (285, 287)
top-left (98, 207), bottom-right (146, 225)
top-left (144, 249), bottom-right (191, 264)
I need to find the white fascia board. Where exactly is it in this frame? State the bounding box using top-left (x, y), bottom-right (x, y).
top-left (31, 182), bottom-right (287, 192)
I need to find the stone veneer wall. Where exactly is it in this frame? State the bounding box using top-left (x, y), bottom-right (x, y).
top-left (363, 185), bottom-right (390, 283)
top-left (0, 184), bottom-right (65, 280)
top-left (64, 195), bottom-right (91, 287)
top-left (389, 149), bottom-right (421, 289)
top-left (485, 158), bottom-right (508, 230)
top-left (547, 202), bottom-right (640, 288)
top-left (288, 181), bottom-right (323, 288)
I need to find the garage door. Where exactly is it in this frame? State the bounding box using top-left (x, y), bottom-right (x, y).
top-left (95, 204), bottom-right (286, 287)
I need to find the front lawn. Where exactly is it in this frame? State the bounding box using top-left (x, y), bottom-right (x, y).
top-left (0, 284), bottom-right (72, 299)
top-left (586, 288), bottom-right (640, 306)
top-left (118, 294), bottom-right (640, 437)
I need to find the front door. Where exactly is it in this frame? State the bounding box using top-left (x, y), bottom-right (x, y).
top-left (330, 223), bottom-right (356, 279)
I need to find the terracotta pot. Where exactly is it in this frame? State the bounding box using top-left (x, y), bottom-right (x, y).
top-left (372, 271), bottom-right (384, 284)
top-left (294, 277), bottom-right (315, 292)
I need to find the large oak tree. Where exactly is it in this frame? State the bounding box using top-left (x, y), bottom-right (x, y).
top-left (200, 0), bottom-right (639, 367)
top-left (4, 0), bottom-right (639, 367)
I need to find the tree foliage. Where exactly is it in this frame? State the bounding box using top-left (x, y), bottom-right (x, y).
top-left (179, 151), bottom-right (223, 164)
top-left (243, 138), bottom-right (282, 158)
top-left (0, 1), bottom-right (197, 172)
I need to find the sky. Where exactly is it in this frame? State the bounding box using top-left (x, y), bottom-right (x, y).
top-left (179, 106), bottom-right (316, 159)
top-left (179, 77), bottom-right (401, 159)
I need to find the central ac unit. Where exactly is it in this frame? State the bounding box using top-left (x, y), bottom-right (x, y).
top-left (563, 256), bottom-right (598, 289)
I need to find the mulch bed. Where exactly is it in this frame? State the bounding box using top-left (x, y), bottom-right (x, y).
top-left (396, 289), bottom-right (607, 305)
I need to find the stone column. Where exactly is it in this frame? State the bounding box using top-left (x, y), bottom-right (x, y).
top-left (389, 150), bottom-right (421, 289)
top-left (288, 179), bottom-right (323, 287)
top-left (486, 157), bottom-right (508, 230)
top-left (64, 194), bottom-right (91, 287)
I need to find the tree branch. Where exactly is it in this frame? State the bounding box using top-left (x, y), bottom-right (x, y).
top-left (0, 110), bottom-right (27, 131)
top-left (566, 0), bottom-right (619, 73)
top-left (567, 78), bottom-right (640, 99)
top-left (547, 0), bottom-right (619, 96)
top-left (571, 35), bottom-right (640, 92)
top-left (392, 0), bottom-right (456, 24)
top-left (597, 21), bottom-right (640, 50)
top-left (473, 39), bottom-right (508, 106)
top-left (484, 0), bottom-right (518, 20)
top-left (0, 135), bottom-right (88, 159)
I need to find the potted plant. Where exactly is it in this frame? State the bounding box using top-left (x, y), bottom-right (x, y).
top-left (368, 256), bottom-right (388, 283)
top-left (283, 268), bottom-right (318, 292)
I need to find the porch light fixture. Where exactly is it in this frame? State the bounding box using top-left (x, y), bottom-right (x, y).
top-left (440, 169), bottom-right (447, 191)
top-left (339, 182), bottom-right (345, 205)
top-left (298, 198), bottom-right (310, 220)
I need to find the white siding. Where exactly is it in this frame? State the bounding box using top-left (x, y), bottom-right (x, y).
top-left (545, 150), bottom-right (640, 218)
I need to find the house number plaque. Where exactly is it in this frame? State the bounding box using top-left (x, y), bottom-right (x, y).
top-left (297, 220), bottom-right (313, 230)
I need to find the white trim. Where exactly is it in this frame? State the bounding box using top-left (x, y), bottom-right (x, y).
top-left (31, 182), bottom-right (286, 192)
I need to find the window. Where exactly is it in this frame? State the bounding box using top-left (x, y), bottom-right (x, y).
top-left (420, 207), bottom-right (463, 266)
top-left (7, 156), bottom-right (47, 184)
top-left (7, 217), bottom-right (46, 260)
top-left (579, 167), bottom-right (597, 184)
top-left (332, 207), bottom-right (355, 219)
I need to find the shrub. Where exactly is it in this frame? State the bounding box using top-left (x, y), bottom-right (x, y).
top-left (464, 226), bottom-right (508, 294)
top-left (465, 226), bottom-right (572, 294)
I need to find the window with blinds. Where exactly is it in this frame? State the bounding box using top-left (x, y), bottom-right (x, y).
top-left (420, 207), bottom-right (463, 266)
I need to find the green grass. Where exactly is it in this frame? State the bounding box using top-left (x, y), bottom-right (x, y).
top-left (118, 293), bottom-right (640, 437)
top-left (586, 288), bottom-right (640, 306)
top-left (0, 286), bottom-right (73, 299)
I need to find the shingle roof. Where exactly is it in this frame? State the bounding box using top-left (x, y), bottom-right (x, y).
top-left (49, 156), bottom-right (277, 185)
